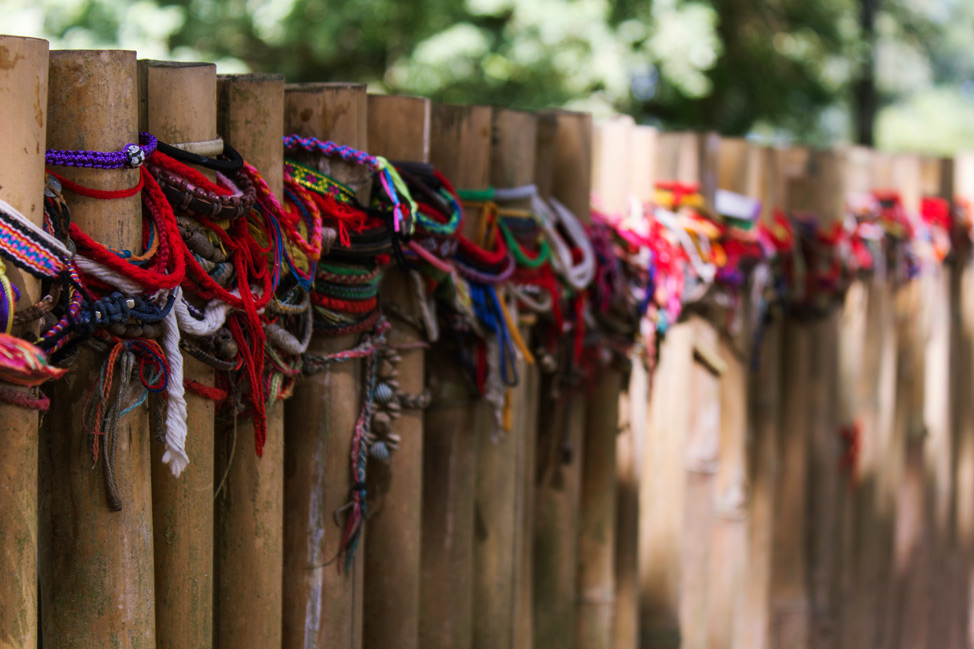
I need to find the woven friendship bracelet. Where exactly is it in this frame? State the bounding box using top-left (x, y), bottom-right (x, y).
top-left (0, 196), bottom-right (72, 280)
top-left (283, 134), bottom-right (417, 235)
top-left (46, 132), bottom-right (158, 169)
top-left (284, 159), bottom-right (357, 204)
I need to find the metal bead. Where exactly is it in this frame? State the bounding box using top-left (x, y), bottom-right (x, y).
top-left (216, 337), bottom-right (238, 360)
top-left (370, 440), bottom-right (391, 462)
top-left (125, 144), bottom-right (146, 168)
top-left (375, 382), bottom-right (395, 405)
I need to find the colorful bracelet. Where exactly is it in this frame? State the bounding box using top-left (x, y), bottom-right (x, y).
top-left (156, 140), bottom-right (244, 174)
top-left (0, 195), bottom-right (72, 280)
top-left (46, 132), bottom-right (158, 169)
top-left (283, 134), bottom-right (417, 236)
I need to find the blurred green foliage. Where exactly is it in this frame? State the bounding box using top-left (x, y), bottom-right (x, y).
top-left (7, 0), bottom-right (974, 153)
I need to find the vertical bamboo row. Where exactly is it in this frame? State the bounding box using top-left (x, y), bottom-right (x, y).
top-left (832, 145), bottom-right (871, 649)
top-left (918, 156), bottom-right (954, 649)
top-left (138, 59), bottom-right (218, 649)
top-left (515, 110), bottom-right (558, 649)
top-left (575, 116), bottom-right (631, 649)
top-left (672, 133), bottom-right (720, 649)
top-left (745, 143), bottom-right (785, 649)
top-left (909, 155), bottom-right (952, 649)
top-left (712, 139), bottom-right (779, 649)
top-left (614, 123), bottom-right (658, 649)
top-left (532, 109), bottom-right (591, 649)
top-left (471, 106), bottom-right (537, 649)
top-left (637, 132), bottom-right (701, 649)
top-left (40, 49), bottom-right (157, 649)
top-left (282, 82), bottom-right (369, 649)
top-left (769, 146), bottom-right (813, 649)
top-left (0, 34), bottom-right (48, 649)
top-left (421, 102), bottom-right (492, 649)
top-left (858, 151), bottom-right (901, 649)
top-left (708, 137), bottom-right (758, 649)
top-left (363, 93), bottom-right (431, 649)
top-left (949, 152), bottom-right (974, 648)
top-left (803, 150), bottom-right (845, 649)
top-left (885, 154), bottom-right (930, 649)
top-left (213, 72), bottom-right (285, 649)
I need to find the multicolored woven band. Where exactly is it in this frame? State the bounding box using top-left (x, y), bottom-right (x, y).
top-left (284, 160), bottom-right (357, 204)
top-left (282, 134), bottom-right (417, 235)
top-left (0, 195), bottom-right (71, 280)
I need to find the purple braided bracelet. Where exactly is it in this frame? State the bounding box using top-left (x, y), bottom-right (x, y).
top-left (46, 132), bottom-right (158, 169)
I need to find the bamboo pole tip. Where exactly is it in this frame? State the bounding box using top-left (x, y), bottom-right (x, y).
top-left (139, 59), bottom-right (215, 70)
top-left (218, 72), bottom-right (286, 83)
top-left (50, 49), bottom-right (136, 64)
top-left (492, 106), bottom-right (535, 117)
top-left (285, 82), bottom-right (367, 92)
top-left (369, 93), bottom-right (428, 103)
top-left (0, 34), bottom-right (49, 49)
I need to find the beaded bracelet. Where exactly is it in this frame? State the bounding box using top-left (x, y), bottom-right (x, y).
top-left (46, 132), bottom-right (158, 169)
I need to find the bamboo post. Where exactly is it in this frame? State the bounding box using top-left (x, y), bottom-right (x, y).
top-left (614, 123), bottom-right (657, 649)
top-left (420, 103), bottom-right (491, 649)
top-left (0, 34), bottom-right (48, 649)
top-left (362, 93), bottom-right (430, 649)
top-left (575, 116), bottom-right (630, 649)
top-left (40, 49), bottom-right (157, 649)
top-left (859, 151), bottom-right (902, 649)
top-left (711, 138), bottom-right (779, 649)
top-left (801, 150), bottom-right (845, 649)
top-left (949, 152), bottom-right (974, 648)
top-left (830, 145), bottom-right (871, 649)
top-left (639, 321), bottom-right (694, 649)
top-left (282, 82), bottom-right (369, 649)
top-left (512, 111), bottom-right (558, 649)
top-left (768, 146), bottom-right (813, 649)
top-left (918, 155), bottom-right (954, 649)
top-left (671, 133), bottom-right (720, 649)
top-left (706, 137), bottom-right (758, 649)
top-left (745, 143), bottom-right (785, 649)
top-left (884, 154), bottom-right (931, 649)
top-left (213, 73), bottom-right (285, 649)
top-left (469, 106), bottom-right (537, 649)
top-left (852, 151), bottom-right (902, 649)
top-left (138, 59), bottom-right (217, 649)
top-left (637, 132), bottom-right (703, 649)
top-left (531, 109), bottom-right (591, 649)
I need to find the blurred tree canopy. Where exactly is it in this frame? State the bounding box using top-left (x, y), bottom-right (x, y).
top-left (8, 0), bottom-right (974, 153)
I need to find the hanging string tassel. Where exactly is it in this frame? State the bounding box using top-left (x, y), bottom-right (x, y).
top-left (336, 338), bottom-right (380, 569)
top-left (159, 288), bottom-right (189, 477)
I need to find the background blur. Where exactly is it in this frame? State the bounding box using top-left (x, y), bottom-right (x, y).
top-left (7, 0), bottom-right (974, 154)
